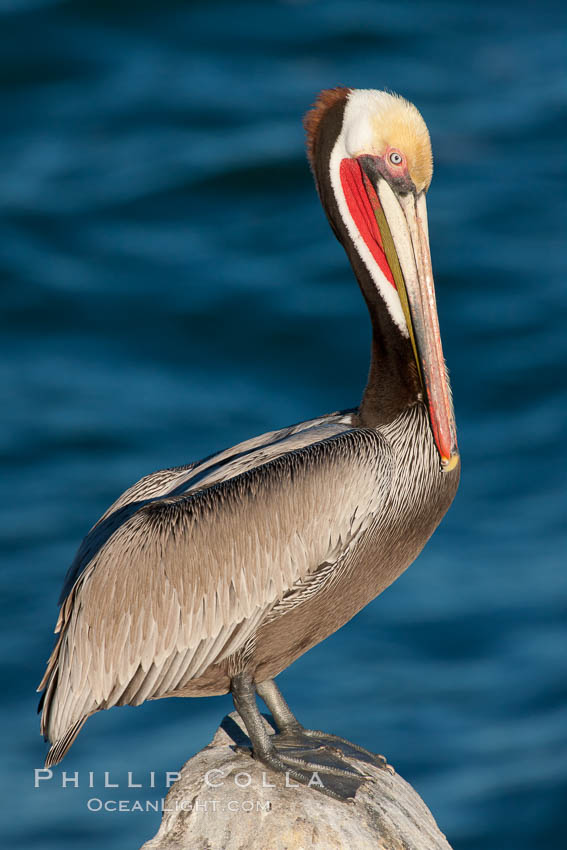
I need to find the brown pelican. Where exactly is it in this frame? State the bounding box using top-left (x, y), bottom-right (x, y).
top-left (38, 87), bottom-right (459, 798)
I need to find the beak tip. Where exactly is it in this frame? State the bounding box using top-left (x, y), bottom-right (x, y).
top-left (440, 451), bottom-right (460, 473)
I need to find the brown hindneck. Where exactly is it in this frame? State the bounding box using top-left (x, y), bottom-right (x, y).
top-left (358, 330), bottom-right (421, 429)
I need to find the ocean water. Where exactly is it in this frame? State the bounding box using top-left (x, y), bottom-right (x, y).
top-left (1, 1), bottom-right (565, 847)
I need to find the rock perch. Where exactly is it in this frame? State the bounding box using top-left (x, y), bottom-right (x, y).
top-left (142, 712), bottom-right (453, 850)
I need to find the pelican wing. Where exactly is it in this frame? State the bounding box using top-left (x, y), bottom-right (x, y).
top-left (40, 424), bottom-right (392, 764)
top-left (57, 411), bottom-right (356, 603)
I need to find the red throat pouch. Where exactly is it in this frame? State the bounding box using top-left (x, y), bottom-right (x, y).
top-left (339, 158), bottom-right (396, 289)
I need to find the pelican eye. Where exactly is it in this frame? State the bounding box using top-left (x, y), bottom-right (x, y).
top-left (389, 151), bottom-right (403, 165)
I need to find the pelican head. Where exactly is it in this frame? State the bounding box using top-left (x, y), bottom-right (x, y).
top-left (305, 88), bottom-right (458, 470)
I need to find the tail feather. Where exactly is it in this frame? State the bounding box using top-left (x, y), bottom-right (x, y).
top-left (44, 716), bottom-right (88, 768)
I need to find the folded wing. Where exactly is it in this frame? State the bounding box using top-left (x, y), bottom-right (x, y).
top-left (39, 424), bottom-right (392, 765)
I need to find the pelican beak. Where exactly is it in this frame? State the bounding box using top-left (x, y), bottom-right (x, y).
top-left (371, 176), bottom-right (458, 470)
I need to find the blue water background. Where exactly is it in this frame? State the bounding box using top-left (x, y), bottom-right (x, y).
top-left (1, 1), bottom-right (565, 847)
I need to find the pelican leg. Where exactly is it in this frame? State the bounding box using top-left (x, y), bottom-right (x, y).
top-left (230, 672), bottom-right (369, 800)
top-left (256, 678), bottom-right (392, 772)
top-left (256, 678), bottom-right (301, 732)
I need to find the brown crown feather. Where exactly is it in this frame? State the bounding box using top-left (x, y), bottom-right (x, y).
top-left (303, 87), bottom-right (350, 171)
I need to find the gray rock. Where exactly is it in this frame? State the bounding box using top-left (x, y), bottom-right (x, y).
top-left (142, 712), bottom-right (453, 850)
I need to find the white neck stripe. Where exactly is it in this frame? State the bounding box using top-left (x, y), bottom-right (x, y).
top-left (328, 102), bottom-right (408, 336)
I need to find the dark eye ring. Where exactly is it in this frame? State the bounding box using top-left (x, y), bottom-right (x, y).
top-left (389, 151), bottom-right (403, 166)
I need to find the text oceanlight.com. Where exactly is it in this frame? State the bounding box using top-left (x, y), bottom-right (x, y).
top-left (86, 798), bottom-right (272, 813)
